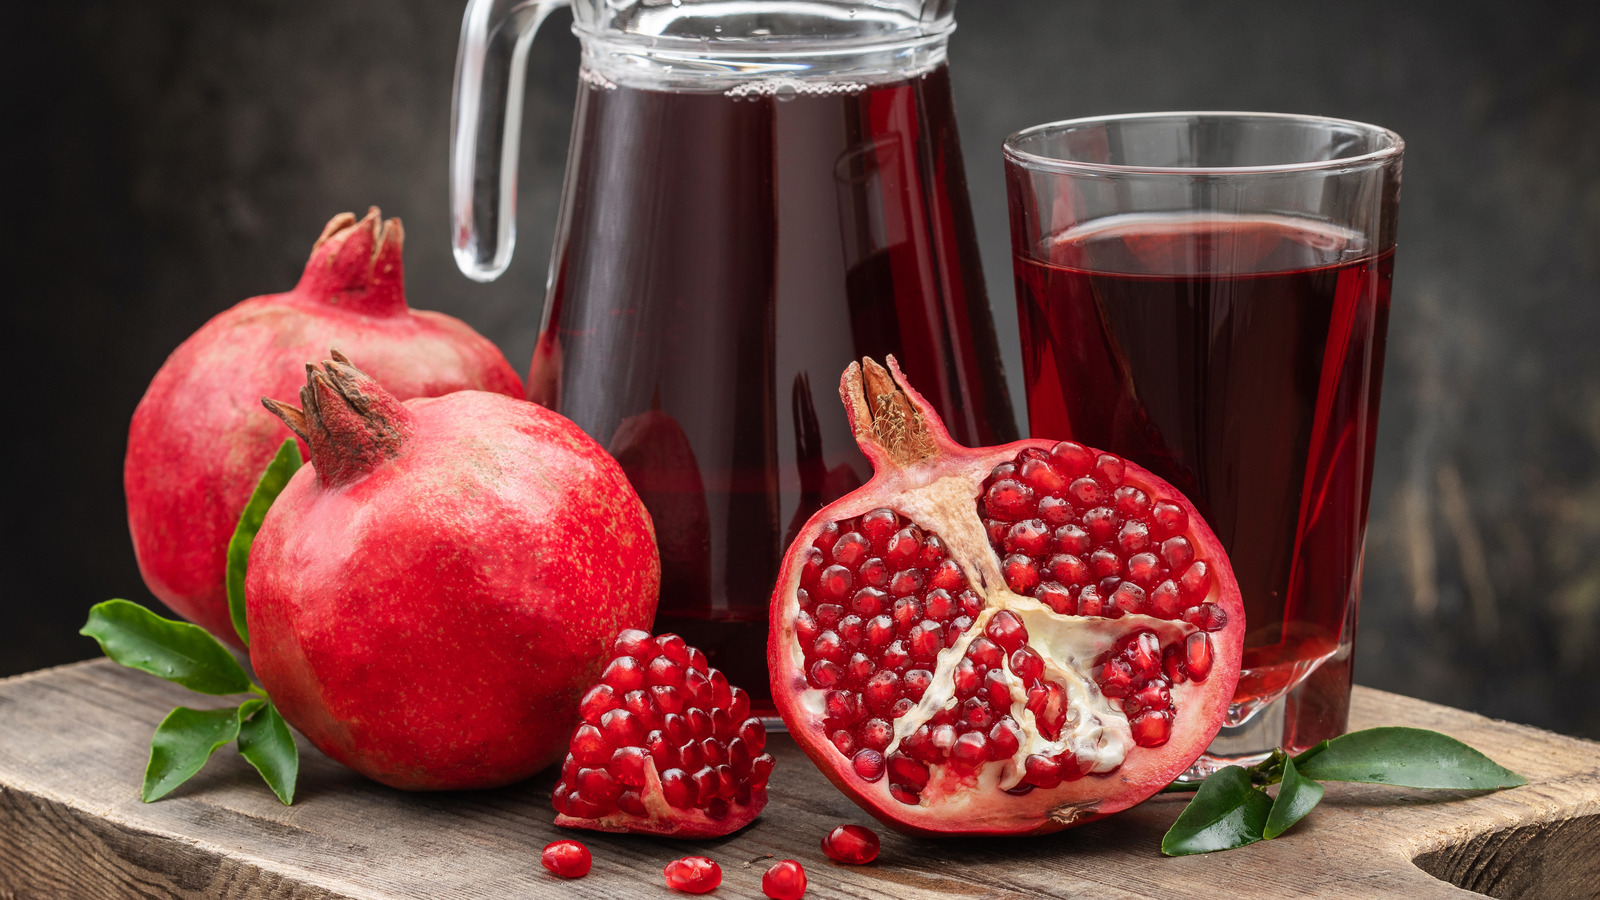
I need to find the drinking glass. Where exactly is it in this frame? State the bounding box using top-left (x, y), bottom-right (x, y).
top-left (1003, 112), bottom-right (1402, 763)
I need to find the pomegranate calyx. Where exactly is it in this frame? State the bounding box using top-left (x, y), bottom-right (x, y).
top-left (295, 207), bottom-right (407, 317)
top-left (261, 352), bottom-right (415, 489)
top-left (842, 357), bottom-right (939, 469)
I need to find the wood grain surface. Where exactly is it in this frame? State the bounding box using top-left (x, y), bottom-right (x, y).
top-left (1, 660), bottom-right (1596, 899)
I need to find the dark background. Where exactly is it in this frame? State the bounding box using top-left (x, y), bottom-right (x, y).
top-left (5, 1), bottom-right (1598, 738)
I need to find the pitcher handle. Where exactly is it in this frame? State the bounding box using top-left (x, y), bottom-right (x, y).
top-left (450, 0), bottom-right (570, 282)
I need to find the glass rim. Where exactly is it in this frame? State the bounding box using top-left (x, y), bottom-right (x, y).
top-left (1003, 111), bottom-right (1405, 176)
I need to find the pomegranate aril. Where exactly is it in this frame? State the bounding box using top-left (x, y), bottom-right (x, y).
top-left (813, 521), bottom-right (842, 553)
top-left (597, 709), bottom-right (641, 749)
top-left (989, 718), bottom-right (1022, 759)
top-left (1092, 453), bottom-right (1125, 485)
top-left (647, 656), bottom-right (686, 688)
top-left (1186, 632), bottom-right (1214, 681)
top-left (958, 590), bottom-right (983, 618)
top-left (1036, 581), bottom-right (1075, 614)
top-left (763, 860), bottom-right (807, 900)
top-left (569, 720), bottom-right (604, 762)
top-left (1182, 603), bottom-right (1229, 632)
top-left (751, 753), bottom-right (775, 784)
top-left (1130, 709), bottom-right (1174, 747)
top-left (863, 671), bottom-right (900, 712)
top-left (657, 767), bottom-right (693, 808)
top-left (908, 622), bottom-right (943, 661)
top-left (1179, 560), bottom-right (1212, 602)
top-left (1117, 520), bottom-right (1151, 555)
top-left (1150, 500), bottom-right (1188, 539)
top-left (618, 790), bottom-right (648, 816)
top-left (985, 479), bottom-right (1035, 521)
top-left (953, 659), bottom-right (980, 698)
top-left (859, 557), bottom-right (890, 589)
top-left (680, 741), bottom-right (704, 772)
top-left (947, 616), bottom-right (973, 644)
top-left (609, 746), bottom-right (649, 787)
top-left (985, 609), bottom-right (1028, 653)
top-left (1088, 547), bottom-right (1122, 579)
top-left (664, 856), bottom-right (721, 894)
top-left (1078, 584), bottom-right (1106, 617)
top-left (889, 568), bottom-right (924, 597)
top-left (965, 636), bottom-right (1004, 669)
top-left (922, 589), bottom-right (955, 621)
top-left (853, 749), bottom-right (886, 781)
top-left (1004, 519), bottom-right (1051, 557)
top-left (1009, 646), bottom-right (1044, 684)
top-left (1082, 507), bottom-right (1118, 544)
top-left (927, 560), bottom-right (965, 593)
top-left (858, 718), bottom-right (893, 751)
top-left (902, 668), bottom-right (933, 701)
top-left (664, 712), bottom-right (690, 744)
top-left (1067, 477), bottom-right (1104, 508)
top-left (859, 508), bottom-right (899, 543)
top-left (1110, 582), bottom-right (1146, 616)
top-left (1023, 753), bottom-right (1063, 788)
top-left (1126, 552), bottom-right (1161, 587)
top-left (577, 767), bottom-right (621, 805)
top-left (960, 696), bottom-right (995, 731)
top-left (1099, 658), bottom-right (1134, 698)
top-left (1129, 681), bottom-right (1172, 714)
top-left (885, 527), bottom-right (922, 568)
top-left (603, 656), bottom-right (645, 692)
top-left (950, 731), bottom-right (989, 772)
top-left (850, 588), bottom-right (887, 618)
top-left (1163, 645), bottom-right (1188, 683)
top-left (1002, 554), bottom-right (1040, 595)
top-left (579, 685), bottom-right (619, 724)
top-left (542, 840), bottom-right (593, 879)
top-left (822, 824), bottom-right (880, 865)
top-left (739, 718), bottom-right (766, 751)
top-left (1038, 495), bottom-right (1073, 528)
top-left (1045, 554), bottom-right (1089, 587)
top-left (1149, 580), bottom-right (1183, 618)
top-left (687, 707), bottom-right (714, 739)
top-left (832, 532), bottom-right (870, 568)
top-left (652, 685), bottom-right (685, 714)
top-left (1160, 536), bottom-right (1194, 570)
top-left (814, 603), bottom-right (844, 630)
top-left (830, 730), bottom-right (855, 755)
top-left (880, 641), bottom-right (911, 671)
top-left (887, 752), bottom-right (930, 789)
top-left (891, 597), bottom-right (922, 634)
top-left (613, 628), bottom-right (653, 659)
top-left (838, 616), bottom-right (864, 650)
top-left (818, 565), bottom-right (852, 602)
top-left (984, 669), bottom-right (1012, 709)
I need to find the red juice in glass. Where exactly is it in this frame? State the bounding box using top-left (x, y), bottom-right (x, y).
top-left (1014, 212), bottom-right (1392, 752)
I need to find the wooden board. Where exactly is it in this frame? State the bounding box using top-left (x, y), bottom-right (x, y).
top-left (1, 660), bottom-right (1596, 899)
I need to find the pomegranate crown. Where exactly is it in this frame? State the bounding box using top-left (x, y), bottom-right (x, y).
top-left (294, 207), bottom-right (408, 316)
top-left (840, 356), bottom-right (948, 469)
top-left (262, 351), bottom-right (416, 489)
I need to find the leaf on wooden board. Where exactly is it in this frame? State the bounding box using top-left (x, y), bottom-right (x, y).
top-left (1161, 765), bottom-right (1275, 856)
top-left (1263, 754), bottom-right (1326, 839)
top-left (225, 438), bottom-right (302, 646)
top-left (238, 700), bottom-right (299, 805)
top-left (82, 600), bottom-right (253, 695)
top-left (1295, 727), bottom-right (1527, 790)
top-left (143, 703), bottom-right (256, 802)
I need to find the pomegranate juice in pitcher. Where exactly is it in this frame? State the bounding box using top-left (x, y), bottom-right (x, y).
top-left (527, 64), bottom-right (1014, 711)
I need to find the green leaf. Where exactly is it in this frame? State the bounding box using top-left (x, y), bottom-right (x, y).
top-left (238, 701), bottom-right (299, 805)
top-left (1161, 765), bottom-right (1275, 856)
top-left (82, 600), bottom-right (253, 695)
top-left (1294, 727), bottom-right (1527, 790)
top-left (226, 439), bottom-right (302, 646)
top-left (143, 705), bottom-right (248, 801)
top-left (1263, 754), bottom-right (1325, 839)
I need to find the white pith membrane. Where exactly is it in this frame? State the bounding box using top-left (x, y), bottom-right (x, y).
top-left (772, 358), bottom-right (1241, 832)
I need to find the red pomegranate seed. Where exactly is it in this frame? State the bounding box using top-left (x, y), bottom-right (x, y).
top-left (1182, 603), bottom-right (1229, 632)
top-left (902, 668), bottom-right (933, 700)
top-left (1148, 580), bottom-right (1183, 618)
top-left (1009, 646), bottom-right (1044, 684)
top-left (603, 655), bottom-right (645, 692)
top-left (853, 749), bottom-right (886, 781)
top-left (1130, 709), bottom-right (1174, 747)
top-left (1150, 500), bottom-right (1188, 538)
top-left (1046, 553), bottom-right (1090, 586)
top-left (822, 823), bottom-right (880, 864)
top-left (985, 609), bottom-right (1028, 653)
top-left (1186, 632), bottom-right (1214, 681)
top-left (664, 856), bottom-right (722, 894)
top-left (1093, 453), bottom-right (1124, 485)
top-left (950, 731), bottom-right (989, 772)
top-left (1023, 753), bottom-right (1063, 788)
top-left (1110, 582), bottom-right (1146, 615)
top-left (888, 752), bottom-right (930, 789)
top-left (762, 860), bottom-right (807, 900)
top-left (541, 840), bottom-right (592, 878)
top-left (1179, 560), bottom-right (1212, 601)
top-left (1036, 581), bottom-right (1075, 614)
top-left (985, 479), bottom-right (1035, 521)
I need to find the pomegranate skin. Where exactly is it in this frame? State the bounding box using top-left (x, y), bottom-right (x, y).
top-left (767, 358), bottom-right (1245, 836)
top-left (246, 358), bottom-right (658, 790)
top-left (125, 209), bottom-right (523, 645)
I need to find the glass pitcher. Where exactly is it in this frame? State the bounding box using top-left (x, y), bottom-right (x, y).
top-left (452, 0), bottom-right (1016, 712)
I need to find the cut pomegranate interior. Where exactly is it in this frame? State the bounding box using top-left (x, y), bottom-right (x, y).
top-left (769, 358), bottom-right (1245, 835)
top-left (554, 630), bottom-right (774, 837)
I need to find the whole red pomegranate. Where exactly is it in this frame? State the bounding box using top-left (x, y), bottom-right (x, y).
top-left (768, 358), bottom-right (1245, 835)
top-left (247, 355), bottom-right (658, 790)
top-left (126, 208), bottom-right (523, 645)
top-left (553, 629), bottom-right (774, 837)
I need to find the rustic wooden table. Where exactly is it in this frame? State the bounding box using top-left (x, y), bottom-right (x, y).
top-left (1, 660), bottom-right (1595, 899)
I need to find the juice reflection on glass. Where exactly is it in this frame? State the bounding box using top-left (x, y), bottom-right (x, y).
top-left (1004, 114), bottom-right (1403, 760)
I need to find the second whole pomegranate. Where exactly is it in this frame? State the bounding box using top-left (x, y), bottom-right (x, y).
top-left (768, 358), bottom-right (1246, 835)
top-left (247, 354), bottom-right (658, 790)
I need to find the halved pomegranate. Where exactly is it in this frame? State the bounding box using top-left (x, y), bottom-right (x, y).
top-left (768, 358), bottom-right (1245, 836)
top-left (554, 629), bottom-right (774, 837)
